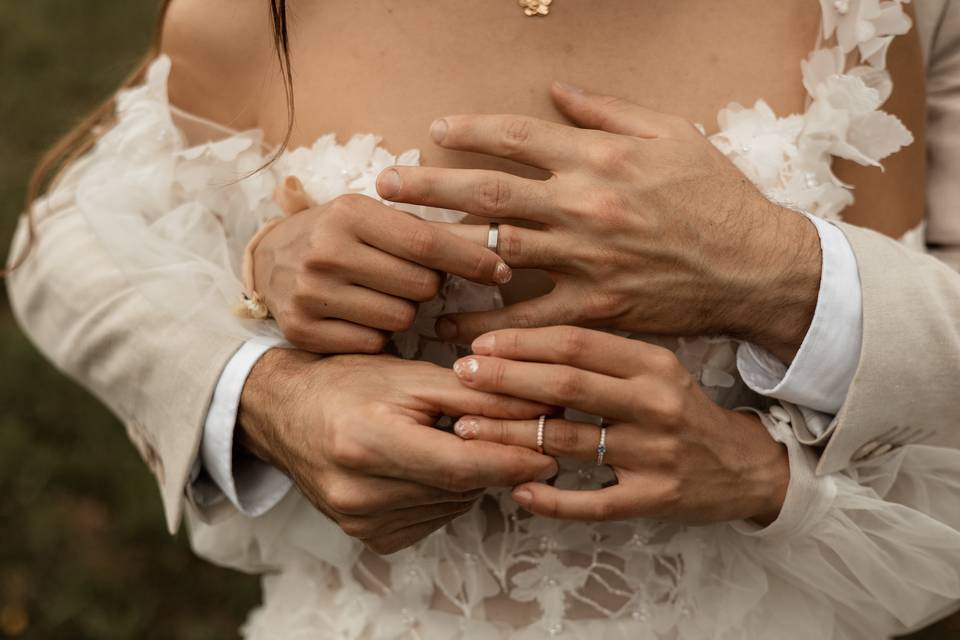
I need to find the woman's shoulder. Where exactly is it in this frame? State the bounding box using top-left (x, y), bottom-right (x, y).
top-left (159, 0), bottom-right (274, 130)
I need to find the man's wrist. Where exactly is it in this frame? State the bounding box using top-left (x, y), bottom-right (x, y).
top-left (731, 202), bottom-right (821, 364)
top-left (237, 347), bottom-right (322, 474)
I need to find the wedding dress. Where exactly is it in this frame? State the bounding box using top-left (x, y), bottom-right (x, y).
top-left (51, 0), bottom-right (960, 637)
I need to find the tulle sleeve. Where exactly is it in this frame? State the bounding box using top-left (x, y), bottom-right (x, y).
top-left (728, 407), bottom-right (960, 638)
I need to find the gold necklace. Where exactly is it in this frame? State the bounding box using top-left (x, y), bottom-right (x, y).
top-left (518, 0), bottom-right (552, 17)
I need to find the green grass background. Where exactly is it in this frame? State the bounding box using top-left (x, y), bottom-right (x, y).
top-left (0, 2), bottom-right (957, 639)
top-left (0, 2), bottom-right (258, 638)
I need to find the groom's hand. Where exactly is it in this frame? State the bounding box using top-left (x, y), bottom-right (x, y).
top-left (237, 348), bottom-right (557, 555)
top-left (377, 83), bottom-right (821, 364)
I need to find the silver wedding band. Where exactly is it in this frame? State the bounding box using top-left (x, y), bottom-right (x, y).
top-left (486, 223), bottom-right (500, 254)
top-left (596, 425), bottom-right (608, 466)
top-left (536, 414), bottom-right (547, 454)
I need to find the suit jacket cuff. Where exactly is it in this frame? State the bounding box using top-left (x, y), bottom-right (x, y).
top-left (197, 337), bottom-right (292, 517)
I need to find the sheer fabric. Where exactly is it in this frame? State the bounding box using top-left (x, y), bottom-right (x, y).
top-left (54, 0), bottom-right (960, 637)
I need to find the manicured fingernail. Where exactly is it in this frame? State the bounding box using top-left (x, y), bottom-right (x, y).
top-left (513, 488), bottom-right (533, 505)
top-left (430, 118), bottom-right (449, 144)
top-left (454, 418), bottom-right (479, 439)
top-left (453, 357), bottom-right (480, 381)
top-left (494, 261), bottom-right (513, 284)
top-left (471, 334), bottom-right (495, 355)
top-left (377, 168), bottom-right (401, 199)
top-left (553, 81), bottom-right (584, 95)
top-left (435, 318), bottom-right (457, 340)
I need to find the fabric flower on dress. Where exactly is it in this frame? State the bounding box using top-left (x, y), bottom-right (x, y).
top-left (819, 0), bottom-right (912, 67)
top-left (510, 552), bottom-right (590, 631)
top-left (802, 72), bottom-right (913, 167)
top-left (712, 101), bottom-right (803, 188)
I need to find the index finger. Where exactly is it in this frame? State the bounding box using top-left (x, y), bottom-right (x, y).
top-left (511, 482), bottom-right (646, 521)
top-left (355, 206), bottom-right (513, 285)
top-left (430, 114), bottom-right (586, 172)
top-left (378, 424), bottom-right (559, 492)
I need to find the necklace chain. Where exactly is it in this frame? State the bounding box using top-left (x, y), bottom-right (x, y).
top-left (518, 0), bottom-right (552, 17)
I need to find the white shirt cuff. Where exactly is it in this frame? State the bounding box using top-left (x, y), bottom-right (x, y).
top-left (737, 214), bottom-right (863, 430)
top-left (198, 336), bottom-right (292, 517)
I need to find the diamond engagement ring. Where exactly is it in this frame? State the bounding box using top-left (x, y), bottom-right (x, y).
top-left (486, 223), bottom-right (500, 254)
top-left (596, 424), bottom-right (608, 466)
top-left (536, 415), bottom-right (546, 453)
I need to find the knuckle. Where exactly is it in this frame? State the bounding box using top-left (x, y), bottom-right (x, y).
top-left (593, 499), bottom-right (617, 522)
top-left (337, 517), bottom-right (371, 538)
top-left (585, 189), bottom-right (631, 227)
top-left (324, 427), bottom-right (366, 469)
top-left (474, 177), bottom-right (511, 215)
top-left (407, 226), bottom-right (440, 259)
top-left (439, 466), bottom-right (471, 493)
top-left (281, 318), bottom-right (315, 350)
top-left (324, 484), bottom-right (368, 515)
top-left (354, 331), bottom-right (389, 354)
top-left (552, 370), bottom-right (585, 403)
top-left (410, 270), bottom-right (442, 301)
top-left (501, 117), bottom-right (532, 155)
top-left (364, 538), bottom-right (394, 555)
top-left (557, 326), bottom-right (588, 360)
top-left (388, 302), bottom-right (418, 332)
top-left (324, 195), bottom-right (360, 224)
top-left (658, 438), bottom-right (683, 470)
top-left (648, 389), bottom-right (685, 428)
top-left (468, 250), bottom-right (494, 282)
top-left (647, 346), bottom-right (682, 373)
top-left (490, 360), bottom-right (509, 390)
top-left (542, 494), bottom-right (561, 519)
top-left (585, 291), bottom-right (623, 320)
top-left (290, 273), bottom-right (317, 308)
top-left (498, 226), bottom-right (523, 262)
top-left (589, 140), bottom-right (635, 173)
top-left (333, 193), bottom-right (368, 209)
top-left (656, 477), bottom-right (684, 511)
top-left (495, 419), bottom-right (511, 445)
top-left (550, 422), bottom-right (581, 454)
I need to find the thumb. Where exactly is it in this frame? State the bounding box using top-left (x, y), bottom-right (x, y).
top-left (550, 81), bottom-right (681, 139)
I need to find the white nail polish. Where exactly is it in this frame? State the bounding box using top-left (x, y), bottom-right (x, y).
top-left (454, 418), bottom-right (479, 439)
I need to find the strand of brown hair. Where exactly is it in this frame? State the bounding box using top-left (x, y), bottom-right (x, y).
top-left (5, 0), bottom-right (294, 276)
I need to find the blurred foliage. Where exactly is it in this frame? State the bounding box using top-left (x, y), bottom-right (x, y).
top-left (0, 2), bottom-right (258, 639)
top-left (0, 2), bottom-right (957, 639)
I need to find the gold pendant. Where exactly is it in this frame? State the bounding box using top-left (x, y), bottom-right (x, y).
top-left (518, 0), bottom-right (552, 17)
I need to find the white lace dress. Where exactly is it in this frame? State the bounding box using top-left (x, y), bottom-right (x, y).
top-left (61, 1), bottom-right (960, 638)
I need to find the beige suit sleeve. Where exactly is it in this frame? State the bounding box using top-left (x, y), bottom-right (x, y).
top-left (811, 223), bottom-right (960, 473)
top-left (7, 188), bottom-right (244, 534)
top-left (805, 0), bottom-right (960, 473)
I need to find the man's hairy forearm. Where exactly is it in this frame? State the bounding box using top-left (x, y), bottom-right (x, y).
top-left (237, 348), bottom-right (322, 473)
top-left (728, 201), bottom-right (822, 364)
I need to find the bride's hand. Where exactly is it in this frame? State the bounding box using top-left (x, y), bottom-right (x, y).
top-left (238, 348), bottom-right (558, 554)
top-left (449, 326), bottom-right (789, 525)
top-left (377, 84), bottom-right (820, 363)
top-left (254, 178), bottom-right (513, 354)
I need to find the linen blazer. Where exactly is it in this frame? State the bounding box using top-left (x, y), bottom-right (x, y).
top-left (795, 0), bottom-right (960, 473)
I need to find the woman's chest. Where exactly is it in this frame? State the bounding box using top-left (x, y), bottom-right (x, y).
top-left (265, 0), bottom-right (821, 171)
